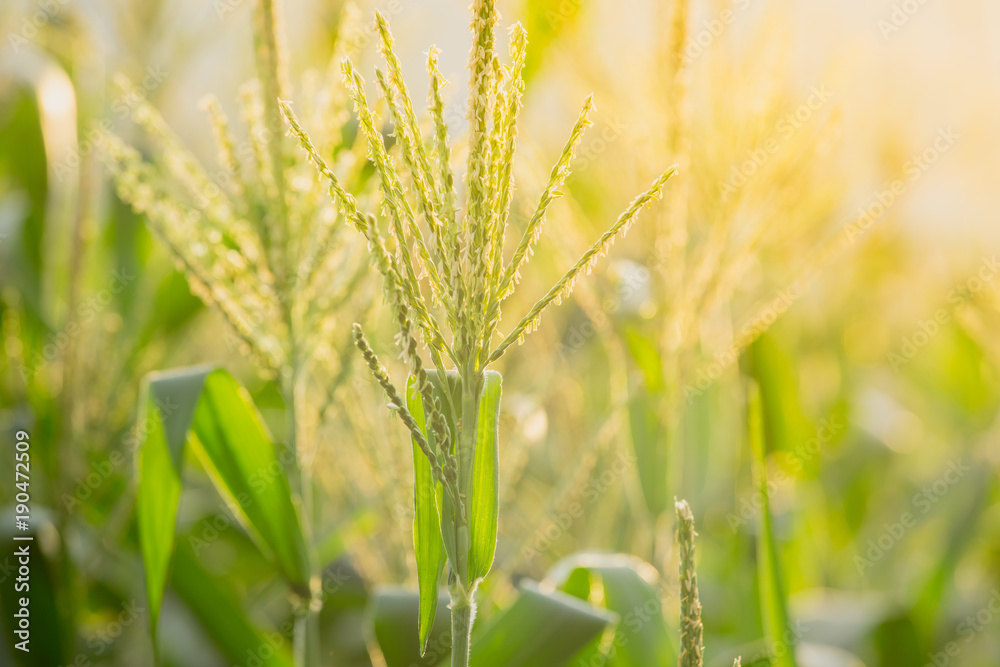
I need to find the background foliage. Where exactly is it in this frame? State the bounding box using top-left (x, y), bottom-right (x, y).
top-left (1, 0), bottom-right (999, 666)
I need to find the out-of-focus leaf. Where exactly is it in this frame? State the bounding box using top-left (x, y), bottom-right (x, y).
top-left (0, 89), bottom-right (47, 316)
top-left (747, 335), bottom-right (812, 454)
top-left (137, 366), bottom-right (310, 643)
top-left (747, 382), bottom-right (798, 667)
top-left (871, 613), bottom-right (922, 667)
top-left (623, 329), bottom-right (669, 516)
top-left (547, 553), bottom-right (675, 667)
top-left (317, 558), bottom-right (370, 666)
top-left (521, 0), bottom-right (591, 80)
top-left (135, 270), bottom-right (204, 346)
top-left (911, 465), bottom-right (993, 637)
top-left (171, 536), bottom-right (293, 667)
top-left (463, 582), bottom-right (614, 667)
top-left (366, 588), bottom-right (451, 667)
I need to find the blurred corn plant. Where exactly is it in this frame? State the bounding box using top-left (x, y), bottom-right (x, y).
top-left (280, 0), bottom-right (675, 663)
top-left (485, 0), bottom-right (846, 573)
top-left (0, 20), bottom-right (221, 664)
top-left (100, 0), bottom-right (381, 664)
top-left (617, 0), bottom-right (845, 532)
top-left (502, 0), bottom-right (847, 593)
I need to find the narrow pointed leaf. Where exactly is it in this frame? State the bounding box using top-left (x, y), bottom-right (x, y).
top-left (136, 369), bottom-right (202, 643)
top-left (468, 370), bottom-right (502, 582)
top-left (405, 376), bottom-right (448, 654)
top-left (137, 366), bottom-right (311, 644)
top-left (746, 382), bottom-right (798, 667)
top-left (622, 329), bottom-right (669, 516)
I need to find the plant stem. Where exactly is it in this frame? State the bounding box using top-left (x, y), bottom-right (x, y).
top-left (294, 610), bottom-right (321, 667)
top-left (286, 358), bottom-right (320, 667)
top-left (449, 582), bottom-right (475, 667)
top-left (447, 367), bottom-right (480, 667)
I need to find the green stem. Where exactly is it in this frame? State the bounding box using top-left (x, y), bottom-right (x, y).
top-left (294, 609), bottom-right (321, 667)
top-left (449, 582), bottom-right (475, 667)
top-left (286, 358), bottom-right (320, 667)
top-left (446, 367), bottom-right (480, 667)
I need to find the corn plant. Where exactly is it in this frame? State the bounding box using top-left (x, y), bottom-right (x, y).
top-left (281, 1), bottom-right (675, 663)
top-left (101, 1), bottom-right (376, 663)
top-left (610, 0), bottom-right (844, 532)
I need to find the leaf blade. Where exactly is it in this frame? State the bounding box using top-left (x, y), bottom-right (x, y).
top-left (136, 366), bottom-right (311, 645)
top-left (747, 382), bottom-right (798, 667)
top-left (468, 370), bottom-right (502, 582)
top-left (464, 582), bottom-right (614, 667)
top-left (405, 376), bottom-right (448, 653)
top-left (547, 553), bottom-right (675, 667)
top-left (191, 369), bottom-right (311, 587)
top-left (137, 367), bottom-right (211, 642)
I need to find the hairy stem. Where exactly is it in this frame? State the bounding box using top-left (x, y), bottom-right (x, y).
top-left (449, 582), bottom-right (475, 667)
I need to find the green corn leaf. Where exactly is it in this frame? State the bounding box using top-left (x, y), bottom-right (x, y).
top-left (428, 371), bottom-right (463, 573)
top-left (405, 370), bottom-right (502, 647)
top-left (462, 582), bottom-right (614, 667)
top-left (367, 588), bottom-right (452, 667)
top-left (746, 382), bottom-right (798, 667)
top-left (405, 376), bottom-right (449, 654)
top-left (137, 366), bottom-right (311, 643)
top-left (468, 370), bottom-right (502, 583)
top-left (171, 536), bottom-right (294, 667)
top-left (566, 634), bottom-right (615, 667)
top-left (547, 553), bottom-right (675, 667)
top-left (623, 329), bottom-right (670, 517)
top-left (747, 335), bottom-right (812, 456)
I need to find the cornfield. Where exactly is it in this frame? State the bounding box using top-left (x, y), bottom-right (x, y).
top-left (0, 0), bottom-right (998, 666)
